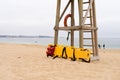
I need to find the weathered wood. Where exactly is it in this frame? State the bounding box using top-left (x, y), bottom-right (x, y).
top-left (53, 0), bottom-right (99, 60)
top-left (89, 0), bottom-right (93, 26)
top-left (83, 9), bottom-right (88, 11)
top-left (56, 26), bottom-right (97, 30)
top-left (92, 0), bottom-right (99, 56)
top-left (83, 30), bottom-right (92, 32)
top-left (83, 2), bottom-right (90, 4)
top-left (71, 0), bottom-right (74, 46)
top-left (83, 38), bottom-right (94, 39)
top-left (78, 0), bottom-right (83, 48)
top-left (82, 0), bottom-right (93, 25)
top-left (54, 0), bottom-right (61, 45)
top-left (89, 0), bottom-right (95, 57)
top-left (83, 16), bottom-right (91, 18)
top-left (83, 44), bottom-right (93, 46)
top-left (59, 0), bottom-right (71, 22)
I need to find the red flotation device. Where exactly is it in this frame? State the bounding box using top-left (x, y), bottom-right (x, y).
top-left (46, 45), bottom-right (55, 57)
top-left (64, 14), bottom-right (72, 27)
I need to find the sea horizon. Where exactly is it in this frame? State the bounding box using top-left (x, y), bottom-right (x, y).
top-left (0, 35), bottom-right (120, 49)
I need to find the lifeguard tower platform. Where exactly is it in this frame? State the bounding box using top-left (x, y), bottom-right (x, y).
top-left (53, 0), bottom-right (99, 61)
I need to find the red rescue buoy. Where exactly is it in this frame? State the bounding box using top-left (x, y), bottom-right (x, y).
top-left (64, 14), bottom-right (72, 27)
top-left (46, 45), bottom-right (55, 57)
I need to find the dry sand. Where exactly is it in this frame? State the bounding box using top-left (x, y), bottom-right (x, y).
top-left (0, 43), bottom-right (120, 80)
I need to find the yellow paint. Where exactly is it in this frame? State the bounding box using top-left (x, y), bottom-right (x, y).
top-left (49, 44), bottom-right (91, 62)
top-left (75, 48), bottom-right (90, 61)
top-left (66, 46), bottom-right (74, 59)
top-left (54, 45), bottom-right (64, 57)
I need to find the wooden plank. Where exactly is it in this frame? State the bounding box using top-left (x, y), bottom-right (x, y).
top-left (83, 44), bottom-right (93, 46)
top-left (83, 2), bottom-right (90, 4)
top-left (78, 0), bottom-right (83, 48)
top-left (59, 0), bottom-right (71, 21)
top-left (54, 0), bottom-right (61, 45)
top-left (83, 30), bottom-right (92, 32)
top-left (83, 38), bottom-right (94, 39)
top-left (89, 0), bottom-right (93, 26)
top-left (83, 9), bottom-right (88, 11)
top-left (83, 16), bottom-right (91, 18)
top-left (89, 0), bottom-right (95, 57)
top-left (92, 0), bottom-right (99, 56)
top-left (57, 26), bottom-right (97, 30)
top-left (82, 0), bottom-right (93, 25)
top-left (71, 0), bottom-right (75, 46)
top-left (84, 23), bottom-right (91, 25)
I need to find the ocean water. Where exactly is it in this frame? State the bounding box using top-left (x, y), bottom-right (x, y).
top-left (0, 37), bottom-right (120, 49)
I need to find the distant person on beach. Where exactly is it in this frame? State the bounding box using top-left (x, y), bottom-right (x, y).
top-left (103, 44), bottom-right (105, 49)
top-left (98, 44), bottom-right (101, 49)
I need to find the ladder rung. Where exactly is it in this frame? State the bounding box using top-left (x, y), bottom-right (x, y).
top-left (83, 38), bottom-right (93, 39)
top-left (83, 30), bottom-right (92, 32)
top-left (83, 9), bottom-right (87, 11)
top-left (83, 17), bottom-right (91, 18)
top-left (83, 2), bottom-right (90, 4)
top-left (83, 25), bottom-right (92, 27)
top-left (83, 45), bottom-right (93, 46)
top-left (84, 24), bottom-right (91, 25)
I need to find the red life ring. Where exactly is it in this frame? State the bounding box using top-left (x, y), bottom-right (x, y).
top-left (64, 14), bottom-right (72, 27)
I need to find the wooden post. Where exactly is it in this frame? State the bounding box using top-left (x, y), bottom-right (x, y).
top-left (92, 0), bottom-right (98, 56)
top-left (89, 0), bottom-right (95, 55)
top-left (78, 0), bottom-right (83, 48)
top-left (90, 0), bottom-right (93, 27)
top-left (54, 0), bottom-right (61, 45)
top-left (71, 0), bottom-right (74, 46)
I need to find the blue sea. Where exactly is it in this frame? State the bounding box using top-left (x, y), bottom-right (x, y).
top-left (0, 37), bottom-right (120, 49)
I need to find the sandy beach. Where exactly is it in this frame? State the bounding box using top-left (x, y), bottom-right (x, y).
top-left (0, 43), bottom-right (120, 80)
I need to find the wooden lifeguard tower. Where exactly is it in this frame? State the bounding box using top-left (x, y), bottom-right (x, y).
top-left (54, 0), bottom-right (99, 60)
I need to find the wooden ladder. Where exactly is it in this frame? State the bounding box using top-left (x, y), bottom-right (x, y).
top-left (82, 0), bottom-right (98, 58)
